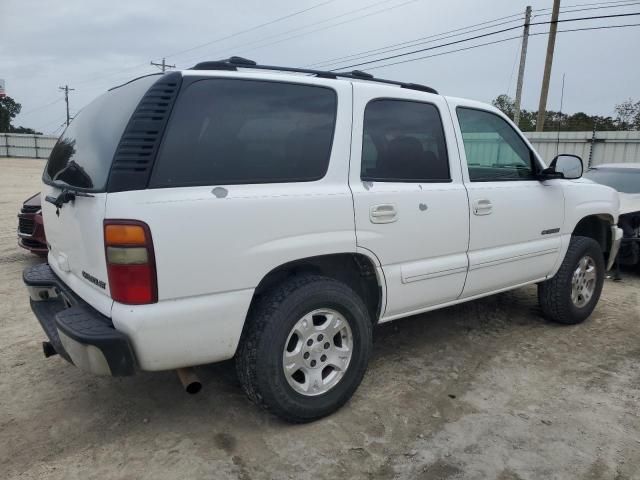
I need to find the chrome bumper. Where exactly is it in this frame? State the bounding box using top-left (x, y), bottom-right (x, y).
top-left (607, 226), bottom-right (624, 271)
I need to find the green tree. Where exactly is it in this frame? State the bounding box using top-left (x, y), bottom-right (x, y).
top-left (491, 94), bottom-right (639, 132)
top-left (615, 98), bottom-right (640, 130)
top-left (492, 94), bottom-right (515, 119)
top-left (0, 96), bottom-right (42, 134)
top-left (0, 96), bottom-right (22, 132)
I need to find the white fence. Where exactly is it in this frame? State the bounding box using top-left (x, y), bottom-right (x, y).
top-left (1, 131), bottom-right (639, 167)
top-left (524, 131), bottom-right (640, 167)
top-left (0, 133), bottom-right (58, 159)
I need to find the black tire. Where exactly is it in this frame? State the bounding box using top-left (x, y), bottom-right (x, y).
top-left (236, 274), bottom-right (373, 423)
top-left (538, 236), bottom-right (605, 325)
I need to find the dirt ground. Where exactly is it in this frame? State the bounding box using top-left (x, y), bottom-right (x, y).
top-left (1, 157), bottom-right (640, 480)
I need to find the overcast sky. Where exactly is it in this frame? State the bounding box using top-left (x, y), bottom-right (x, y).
top-left (2, 0), bottom-right (639, 135)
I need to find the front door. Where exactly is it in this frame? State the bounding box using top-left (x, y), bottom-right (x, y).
top-left (350, 84), bottom-right (470, 320)
top-left (450, 101), bottom-right (564, 298)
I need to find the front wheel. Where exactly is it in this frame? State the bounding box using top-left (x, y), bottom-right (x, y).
top-left (538, 236), bottom-right (605, 325)
top-left (236, 274), bottom-right (373, 423)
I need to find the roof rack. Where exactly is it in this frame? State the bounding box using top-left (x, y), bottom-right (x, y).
top-left (191, 56), bottom-right (438, 95)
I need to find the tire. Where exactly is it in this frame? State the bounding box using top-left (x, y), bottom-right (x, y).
top-left (236, 274), bottom-right (373, 423)
top-left (538, 235), bottom-right (605, 325)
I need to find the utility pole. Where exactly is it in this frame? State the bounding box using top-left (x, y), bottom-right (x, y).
top-left (58, 85), bottom-right (75, 126)
top-left (513, 6), bottom-right (532, 128)
top-left (536, 0), bottom-right (561, 132)
top-left (150, 57), bottom-right (175, 72)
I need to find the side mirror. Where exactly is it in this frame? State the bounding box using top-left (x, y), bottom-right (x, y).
top-left (546, 154), bottom-right (583, 180)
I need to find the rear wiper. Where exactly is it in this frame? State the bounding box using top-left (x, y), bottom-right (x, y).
top-left (45, 188), bottom-right (94, 209)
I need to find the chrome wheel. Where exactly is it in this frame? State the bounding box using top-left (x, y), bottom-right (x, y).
top-left (282, 308), bottom-right (353, 396)
top-left (571, 255), bottom-right (597, 308)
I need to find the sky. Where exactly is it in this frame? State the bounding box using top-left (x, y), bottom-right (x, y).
top-left (2, 0), bottom-right (639, 135)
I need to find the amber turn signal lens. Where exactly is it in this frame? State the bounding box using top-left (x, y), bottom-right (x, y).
top-left (105, 224), bottom-right (146, 245)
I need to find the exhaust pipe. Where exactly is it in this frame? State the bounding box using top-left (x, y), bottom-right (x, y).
top-left (176, 367), bottom-right (202, 394)
top-left (42, 341), bottom-right (58, 358)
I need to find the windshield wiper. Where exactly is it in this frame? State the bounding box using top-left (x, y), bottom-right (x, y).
top-left (45, 188), bottom-right (94, 209)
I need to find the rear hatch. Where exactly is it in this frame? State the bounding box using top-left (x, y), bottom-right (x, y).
top-left (41, 75), bottom-right (160, 316)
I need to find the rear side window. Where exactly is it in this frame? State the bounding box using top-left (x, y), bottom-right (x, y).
top-left (44, 75), bottom-right (159, 191)
top-left (361, 99), bottom-right (450, 182)
top-left (151, 79), bottom-right (337, 187)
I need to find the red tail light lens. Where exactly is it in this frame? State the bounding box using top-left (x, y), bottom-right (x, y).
top-left (104, 220), bottom-right (157, 304)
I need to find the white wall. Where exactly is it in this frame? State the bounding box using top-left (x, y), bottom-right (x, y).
top-left (2, 131), bottom-right (639, 167)
top-left (0, 133), bottom-right (58, 159)
top-left (524, 131), bottom-right (640, 167)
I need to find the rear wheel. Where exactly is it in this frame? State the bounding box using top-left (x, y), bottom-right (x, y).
top-left (538, 236), bottom-right (605, 325)
top-left (236, 274), bottom-right (373, 423)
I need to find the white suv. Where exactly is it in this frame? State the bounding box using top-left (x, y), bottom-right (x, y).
top-left (24, 58), bottom-right (622, 422)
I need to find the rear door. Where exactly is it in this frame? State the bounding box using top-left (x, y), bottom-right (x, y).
top-left (349, 84), bottom-right (470, 320)
top-left (42, 75), bottom-right (159, 316)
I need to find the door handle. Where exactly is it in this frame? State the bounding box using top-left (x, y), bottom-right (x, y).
top-left (370, 204), bottom-right (398, 223)
top-left (473, 199), bottom-right (493, 216)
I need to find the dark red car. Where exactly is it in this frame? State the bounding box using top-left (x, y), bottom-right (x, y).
top-left (18, 193), bottom-right (47, 256)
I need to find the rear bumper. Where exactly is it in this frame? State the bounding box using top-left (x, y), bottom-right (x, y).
top-left (23, 263), bottom-right (136, 376)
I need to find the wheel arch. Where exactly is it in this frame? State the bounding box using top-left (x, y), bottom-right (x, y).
top-left (250, 252), bottom-right (385, 326)
top-left (572, 213), bottom-right (614, 255)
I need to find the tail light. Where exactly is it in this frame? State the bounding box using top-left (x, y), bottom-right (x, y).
top-left (104, 220), bottom-right (157, 304)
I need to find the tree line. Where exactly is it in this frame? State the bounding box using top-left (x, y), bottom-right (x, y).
top-left (492, 94), bottom-right (640, 132)
top-left (0, 96), bottom-right (41, 134)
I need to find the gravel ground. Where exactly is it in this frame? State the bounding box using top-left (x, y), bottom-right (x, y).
top-left (1, 157), bottom-right (639, 480)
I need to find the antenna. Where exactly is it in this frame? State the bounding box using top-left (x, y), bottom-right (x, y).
top-left (556, 73), bottom-right (566, 157)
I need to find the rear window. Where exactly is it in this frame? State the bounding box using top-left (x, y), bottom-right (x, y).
top-left (150, 79), bottom-right (337, 187)
top-left (43, 75), bottom-right (159, 191)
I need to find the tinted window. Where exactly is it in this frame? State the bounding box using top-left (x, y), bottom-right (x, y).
top-left (457, 107), bottom-right (536, 182)
top-left (44, 75), bottom-right (159, 191)
top-left (361, 100), bottom-right (450, 182)
top-left (584, 167), bottom-right (640, 193)
top-left (151, 79), bottom-right (337, 187)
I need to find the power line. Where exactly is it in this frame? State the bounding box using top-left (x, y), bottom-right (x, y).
top-left (548, 1), bottom-right (640, 15)
top-left (80, 2), bottom-right (403, 89)
top-left (309, 1), bottom-right (640, 70)
top-left (21, 1), bottom-right (408, 122)
top-left (537, 0), bottom-right (640, 11)
top-left (164, 0), bottom-right (336, 60)
top-left (307, 14), bottom-right (525, 69)
top-left (331, 11), bottom-right (640, 71)
top-left (331, 24), bottom-right (524, 70)
top-left (529, 10), bottom-right (640, 26)
top-left (70, 0), bottom-right (337, 87)
top-left (363, 22), bottom-right (640, 71)
top-left (18, 97), bottom-right (64, 117)
top-left (175, 0), bottom-right (420, 68)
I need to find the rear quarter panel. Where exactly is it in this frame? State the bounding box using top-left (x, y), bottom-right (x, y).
top-left (104, 80), bottom-right (355, 301)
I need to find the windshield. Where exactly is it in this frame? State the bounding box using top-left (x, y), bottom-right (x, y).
top-left (43, 75), bottom-right (159, 191)
top-left (584, 167), bottom-right (640, 194)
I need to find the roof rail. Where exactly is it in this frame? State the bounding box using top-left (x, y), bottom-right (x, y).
top-left (191, 57), bottom-right (438, 95)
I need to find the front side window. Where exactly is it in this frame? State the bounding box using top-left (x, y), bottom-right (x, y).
top-left (361, 99), bottom-right (450, 182)
top-left (457, 107), bottom-right (536, 182)
top-left (150, 79), bottom-right (337, 187)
